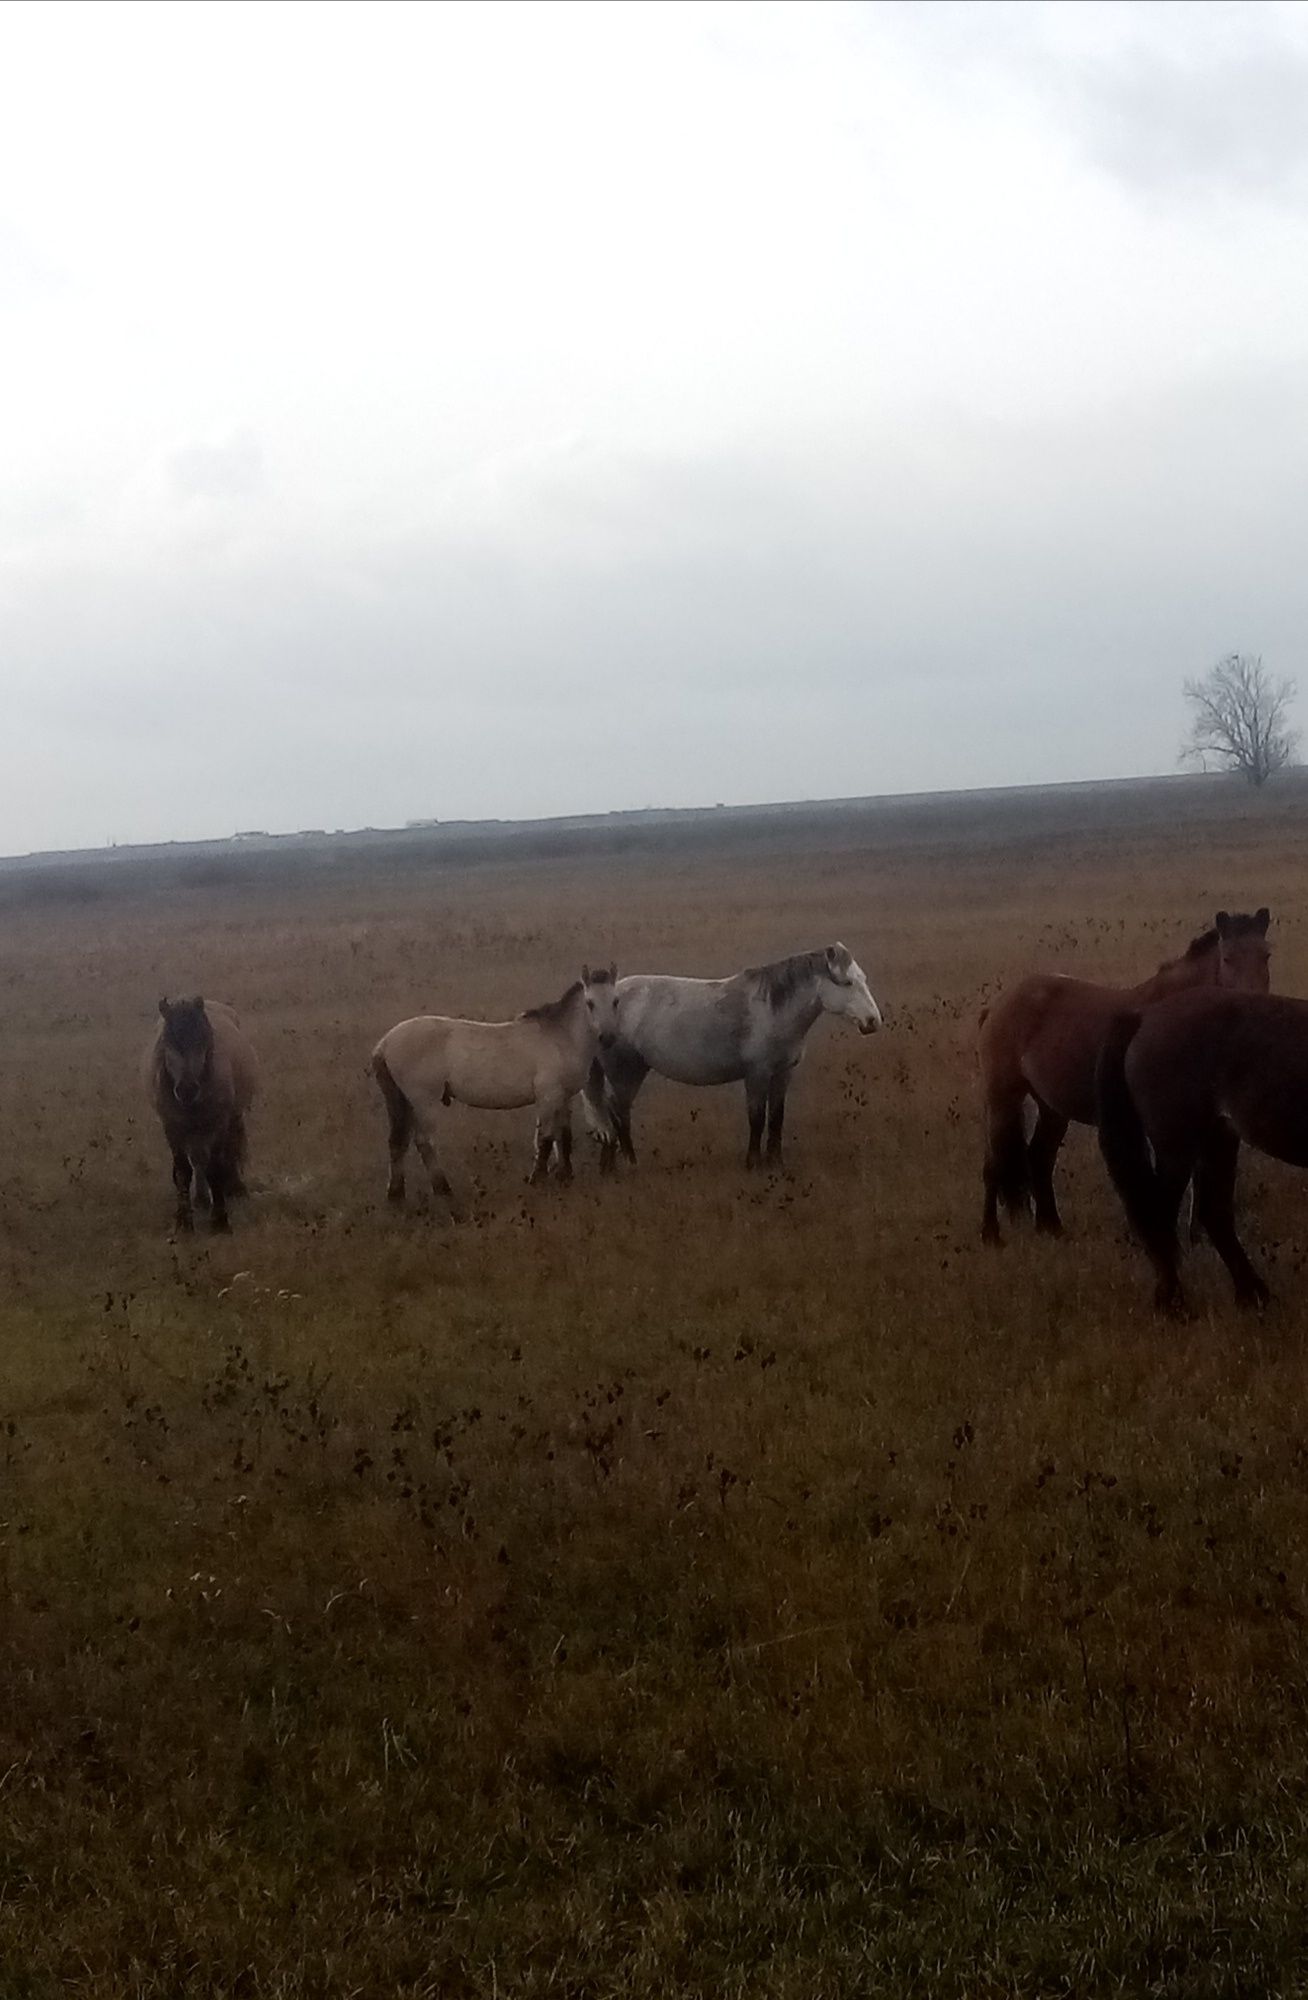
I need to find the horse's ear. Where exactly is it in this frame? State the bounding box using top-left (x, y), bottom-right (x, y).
top-left (581, 964), bottom-right (591, 984)
top-left (1215, 911), bottom-right (1231, 938)
top-left (1256, 906), bottom-right (1271, 933)
top-left (609, 961), bottom-right (617, 984)
top-left (158, 997), bottom-right (170, 1019)
top-left (191, 994), bottom-right (205, 1013)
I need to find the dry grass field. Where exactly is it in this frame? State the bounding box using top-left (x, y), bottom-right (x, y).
top-left (5, 775), bottom-right (1308, 1996)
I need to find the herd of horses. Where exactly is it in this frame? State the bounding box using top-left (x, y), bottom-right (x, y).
top-left (148, 909), bottom-right (1304, 1310)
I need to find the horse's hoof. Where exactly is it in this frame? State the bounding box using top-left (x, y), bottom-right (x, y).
top-left (1034, 1218), bottom-right (1064, 1239)
top-left (981, 1226), bottom-right (1003, 1248)
top-left (1237, 1281), bottom-right (1272, 1310)
top-left (210, 1215), bottom-right (232, 1235)
top-left (386, 1185), bottom-right (406, 1204)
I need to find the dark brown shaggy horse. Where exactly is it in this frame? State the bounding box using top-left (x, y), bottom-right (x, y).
top-left (979, 910), bottom-right (1271, 1243)
top-left (1097, 986), bottom-right (1308, 1311)
top-left (145, 998), bottom-right (258, 1232)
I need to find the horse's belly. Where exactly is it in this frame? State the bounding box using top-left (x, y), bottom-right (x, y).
top-left (642, 1046), bottom-right (743, 1088)
top-left (625, 1009), bottom-right (745, 1087)
top-left (1021, 1043), bottom-right (1097, 1125)
top-left (449, 1045), bottom-right (538, 1111)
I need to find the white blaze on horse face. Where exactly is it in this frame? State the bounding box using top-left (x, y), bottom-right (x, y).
top-left (822, 948), bottom-right (882, 1035)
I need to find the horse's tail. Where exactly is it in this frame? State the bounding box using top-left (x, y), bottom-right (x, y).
top-left (1096, 1012), bottom-right (1161, 1248)
top-left (372, 1048), bottom-right (414, 1148)
top-left (579, 1057), bottom-right (619, 1147)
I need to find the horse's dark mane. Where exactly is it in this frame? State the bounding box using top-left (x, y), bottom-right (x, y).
top-left (1181, 928), bottom-right (1219, 962)
top-left (519, 982), bottom-right (581, 1023)
top-left (746, 948), bottom-right (833, 1009)
top-left (520, 967), bottom-right (614, 1024)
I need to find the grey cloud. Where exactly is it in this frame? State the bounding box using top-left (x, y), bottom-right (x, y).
top-left (0, 218), bottom-right (66, 307)
top-left (1066, 20), bottom-right (1308, 203)
top-left (168, 430), bottom-right (265, 503)
top-left (4, 357), bottom-right (1306, 852)
top-left (884, 1), bottom-right (1308, 208)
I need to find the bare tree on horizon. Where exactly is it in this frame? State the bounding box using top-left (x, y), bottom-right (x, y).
top-left (1180, 653), bottom-right (1299, 788)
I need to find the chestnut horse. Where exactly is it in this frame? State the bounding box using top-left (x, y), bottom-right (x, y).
top-left (979, 910), bottom-right (1271, 1243)
top-left (1098, 987), bottom-right (1308, 1311)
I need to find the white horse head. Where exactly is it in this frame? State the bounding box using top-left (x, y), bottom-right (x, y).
top-left (818, 943), bottom-right (882, 1035)
top-left (580, 962), bottom-right (621, 1049)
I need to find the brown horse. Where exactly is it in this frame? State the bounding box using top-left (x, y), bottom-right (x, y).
top-left (1097, 987), bottom-right (1308, 1311)
top-left (979, 909), bottom-right (1271, 1243)
top-left (145, 997), bottom-right (258, 1232)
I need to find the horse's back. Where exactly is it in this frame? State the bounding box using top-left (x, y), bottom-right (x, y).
top-left (209, 1002), bottom-right (258, 1110)
top-left (1130, 990), bottom-right (1308, 1167)
top-left (375, 1013), bottom-right (548, 1112)
top-left (981, 973), bottom-right (1128, 1124)
top-left (615, 973), bottom-right (749, 1085)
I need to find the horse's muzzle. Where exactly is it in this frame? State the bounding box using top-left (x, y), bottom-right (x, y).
top-left (858, 1018), bottom-right (880, 1036)
top-left (598, 1032), bottom-right (617, 1050)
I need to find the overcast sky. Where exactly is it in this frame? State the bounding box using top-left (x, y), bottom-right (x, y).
top-left (3, 0), bottom-right (1307, 853)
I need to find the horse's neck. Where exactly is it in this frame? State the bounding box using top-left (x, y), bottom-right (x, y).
top-left (1130, 953), bottom-right (1214, 1005)
top-left (774, 987), bottom-right (824, 1042)
top-left (556, 995), bottom-right (594, 1062)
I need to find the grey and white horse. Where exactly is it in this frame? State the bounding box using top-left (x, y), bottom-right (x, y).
top-left (582, 943), bottom-right (881, 1170)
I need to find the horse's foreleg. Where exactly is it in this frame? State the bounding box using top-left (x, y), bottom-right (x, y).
top-left (529, 1124), bottom-right (554, 1185)
top-left (744, 1074), bottom-right (768, 1169)
top-left (530, 1096), bottom-right (571, 1185)
top-left (193, 1145), bottom-right (230, 1233)
top-left (555, 1117), bottom-right (574, 1184)
top-left (765, 1068), bottom-right (791, 1163)
top-left (1029, 1101), bottom-right (1068, 1236)
top-left (604, 1050), bottom-right (647, 1167)
top-left (1194, 1125), bottom-right (1268, 1308)
top-left (171, 1147), bottom-right (194, 1232)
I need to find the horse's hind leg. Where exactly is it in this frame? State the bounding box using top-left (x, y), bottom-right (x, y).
top-left (1143, 1149), bottom-right (1194, 1314)
top-left (374, 1056), bottom-right (414, 1203)
top-left (407, 1114), bottom-right (457, 1215)
top-left (225, 1113), bottom-right (249, 1198)
top-left (1194, 1125), bottom-right (1268, 1307)
top-left (981, 1088), bottom-right (1029, 1244)
top-left (1029, 1100), bottom-right (1068, 1236)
